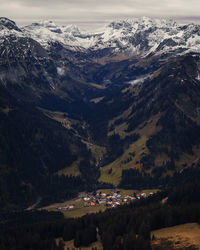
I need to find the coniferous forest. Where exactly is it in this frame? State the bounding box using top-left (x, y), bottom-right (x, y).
top-left (1, 181), bottom-right (200, 250)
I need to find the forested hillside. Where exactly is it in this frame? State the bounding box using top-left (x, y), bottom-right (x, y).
top-left (1, 181), bottom-right (200, 249)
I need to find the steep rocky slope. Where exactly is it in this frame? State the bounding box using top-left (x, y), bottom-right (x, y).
top-left (99, 53), bottom-right (200, 187)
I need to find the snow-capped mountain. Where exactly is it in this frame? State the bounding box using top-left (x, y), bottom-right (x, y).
top-left (0, 17), bottom-right (47, 59)
top-left (1, 16), bottom-right (200, 60)
top-left (22, 17), bottom-right (200, 57)
top-left (0, 17), bottom-right (61, 89)
top-left (0, 17), bottom-right (21, 32)
top-left (22, 20), bottom-right (100, 50)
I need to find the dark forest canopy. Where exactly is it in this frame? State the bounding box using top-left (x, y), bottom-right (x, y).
top-left (1, 181), bottom-right (200, 250)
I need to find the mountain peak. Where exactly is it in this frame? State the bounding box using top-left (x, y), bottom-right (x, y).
top-left (0, 17), bottom-right (21, 31)
top-left (129, 16), bottom-right (177, 28)
top-left (63, 24), bottom-right (81, 34)
top-left (0, 17), bottom-right (15, 26)
top-left (138, 16), bottom-right (153, 22)
top-left (33, 20), bottom-right (57, 28)
top-left (106, 16), bottom-right (178, 30)
top-left (24, 21), bottom-right (83, 37)
top-left (107, 19), bottom-right (132, 30)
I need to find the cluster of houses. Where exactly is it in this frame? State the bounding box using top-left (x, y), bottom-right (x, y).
top-left (81, 190), bottom-right (151, 208)
top-left (56, 190), bottom-right (154, 211)
top-left (57, 204), bottom-right (74, 210)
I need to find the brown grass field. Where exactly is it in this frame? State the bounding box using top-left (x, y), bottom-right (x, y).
top-left (151, 223), bottom-right (200, 250)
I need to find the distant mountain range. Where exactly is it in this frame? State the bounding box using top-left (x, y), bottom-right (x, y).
top-left (0, 16), bottom-right (200, 210)
top-left (22, 17), bottom-right (200, 56)
top-left (1, 16), bottom-right (200, 60)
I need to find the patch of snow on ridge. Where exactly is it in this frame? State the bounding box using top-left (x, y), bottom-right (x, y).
top-left (57, 67), bottom-right (65, 76)
top-left (128, 75), bottom-right (150, 86)
top-left (196, 72), bottom-right (200, 81)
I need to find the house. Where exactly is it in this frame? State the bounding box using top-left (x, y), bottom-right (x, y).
top-left (136, 194), bottom-right (141, 199)
top-left (63, 205), bottom-right (70, 210)
top-left (83, 197), bottom-right (90, 201)
top-left (99, 200), bottom-right (104, 204)
top-left (107, 201), bottom-right (112, 205)
top-left (107, 195), bottom-right (112, 199)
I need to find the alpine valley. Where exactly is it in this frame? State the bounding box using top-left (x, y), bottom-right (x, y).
top-left (0, 15), bottom-right (200, 212)
top-left (1, 14), bottom-right (200, 250)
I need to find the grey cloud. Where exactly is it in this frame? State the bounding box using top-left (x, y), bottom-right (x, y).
top-left (0, 0), bottom-right (200, 26)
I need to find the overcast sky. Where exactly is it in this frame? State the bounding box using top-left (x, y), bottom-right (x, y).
top-left (1, 0), bottom-right (200, 28)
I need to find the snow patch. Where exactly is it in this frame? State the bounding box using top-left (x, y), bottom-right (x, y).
top-left (57, 67), bottom-right (65, 76)
top-left (196, 73), bottom-right (200, 81)
top-left (128, 75), bottom-right (149, 86)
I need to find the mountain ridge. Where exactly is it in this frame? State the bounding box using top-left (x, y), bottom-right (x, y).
top-left (22, 16), bottom-right (200, 57)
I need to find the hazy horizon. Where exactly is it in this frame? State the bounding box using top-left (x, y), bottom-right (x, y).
top-left (3, 16), bottom-right (200, 32)
top-left (1, 0), bottom-right (200, 30)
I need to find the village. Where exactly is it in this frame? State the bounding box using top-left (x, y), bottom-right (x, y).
top-left (56, 189), bottom-right (155, 212)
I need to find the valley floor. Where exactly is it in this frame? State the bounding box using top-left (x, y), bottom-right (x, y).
top-left (41, 188), bottom-right (158, 218)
